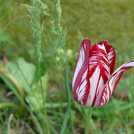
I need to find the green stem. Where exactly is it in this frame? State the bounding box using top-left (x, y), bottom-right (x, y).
top-left (30, 0), bottom-right (50, 132)
top-left (33, 37), bottom-right (50, 134)
top-left (60, 57), bottom-right (73, 134)
top-left (85, 107), bottom-right (93, 134)
top-left (65, 58), bottom-right (74, 134)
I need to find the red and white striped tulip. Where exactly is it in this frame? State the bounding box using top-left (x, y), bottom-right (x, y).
top-left (72, 39), bottom-right (134, 107)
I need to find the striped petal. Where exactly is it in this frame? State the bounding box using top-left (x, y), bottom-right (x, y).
top-left (72, 39), bottom-right (91, 105)
top-left (98, 41), bottom-right (116, 74)
top-left (72, 39), bottom-right (112, 106)
top-left (99, 60), bottom-right (134, 107)
top-left (86, 43), bottom-right (110, 107)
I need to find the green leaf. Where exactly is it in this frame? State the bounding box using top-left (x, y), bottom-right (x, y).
top-left (26, 74), bottom-right (48, 111)
top-left (6, 57), bottom-right (36, 93)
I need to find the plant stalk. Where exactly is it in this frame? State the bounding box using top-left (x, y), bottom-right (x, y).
top-left (85, 107), bottom-right (93, 134)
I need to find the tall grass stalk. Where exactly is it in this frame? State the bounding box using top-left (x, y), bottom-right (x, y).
top-left (65, 58), bottom-right (74, 134)
top-left (40, 0), bottom-right (73, 132)
top-left (29, 0), bottom-right (50, 133)
top-left (60, 58), bottom-right (73, 134)
top-left (49, 0), bottom-right (74, 132)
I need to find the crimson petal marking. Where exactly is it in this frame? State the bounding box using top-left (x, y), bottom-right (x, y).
top-left (99, 60), bottom-right (134, 107)
top-left (98, 41), bottom-right (116, 74)
top-left (105, 44), bottom-right (116, 74)
top-left (72, 39), bottom-right (91, 105)
top-left (86, 43), bottom-right (110, 106)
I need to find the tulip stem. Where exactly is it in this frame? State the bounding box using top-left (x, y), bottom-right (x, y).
top-left (85, 107), bottom-right (93, 134)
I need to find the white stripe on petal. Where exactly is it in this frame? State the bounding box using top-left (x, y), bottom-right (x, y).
top-left (81, 69), bottom-right (88, 82)
top-left (72, 47), bottom-right (85, 87)
top-left (86, 66), bottom-right (100, 106)
top-left (94, 76), bottom-right (104, 107)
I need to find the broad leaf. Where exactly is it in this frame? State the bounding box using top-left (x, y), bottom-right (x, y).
top-left (26, 74), bottom-right (48, 111)
top-left (6, 58), bottom-right (36, 93)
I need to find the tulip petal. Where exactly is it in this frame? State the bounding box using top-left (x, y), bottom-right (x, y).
top-left (98, 41), bottom-right (116, 74)
top-left (87, 43), bottom-right (110, 107)
top-left (72, 39), bottom-right (91, 105)
top-left (99, 60), bottom-right (134, 107)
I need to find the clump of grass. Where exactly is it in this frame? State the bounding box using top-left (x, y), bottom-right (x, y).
top-left (25, 0), bottom-right (50, 133)
top-left (22, 0), bottom-right (73, 133)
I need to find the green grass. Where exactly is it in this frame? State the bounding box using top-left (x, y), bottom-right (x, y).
top-left (0, 0), bottom-right (134, 134)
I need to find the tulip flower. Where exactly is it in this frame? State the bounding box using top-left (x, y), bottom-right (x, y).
top-left (72, 39), bottom-right (134, 107)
